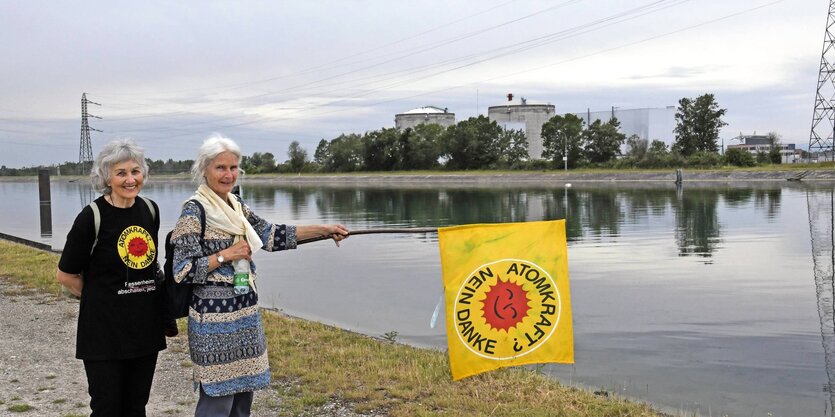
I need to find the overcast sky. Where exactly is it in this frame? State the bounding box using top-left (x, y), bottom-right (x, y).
top-left (0, 0), bottom-right (823, 167)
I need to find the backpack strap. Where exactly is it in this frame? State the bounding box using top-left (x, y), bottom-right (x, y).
top-left (140, 196), bottom-right (156, 222)
top-left (189, 199), bottom-right (206, 238)
top-left (88, 196), bottom-right (158, 255)
top-left (88, 201), bottom-right (101, 256)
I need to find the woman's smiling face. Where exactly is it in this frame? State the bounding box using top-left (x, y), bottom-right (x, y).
top-left (205, 151), bottom-right (239, 199)
top-left (108, 159), bottom-right (143, 202)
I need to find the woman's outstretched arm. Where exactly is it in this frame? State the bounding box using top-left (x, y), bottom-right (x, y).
top-left (296, 224), bottom-right (349, 246)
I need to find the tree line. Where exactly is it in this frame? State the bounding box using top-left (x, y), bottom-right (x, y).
top-left (0, 159), bottom-right (195, 177)
top-left (296, 93), bottom-right (789, 172)
top-left (0, 93), bottom-right (795, 176)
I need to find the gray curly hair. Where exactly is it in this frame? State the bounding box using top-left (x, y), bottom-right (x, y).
top-left (191, 133), bottom-right (242, 184)
top-left (90, 138), bottom-right (149, 194)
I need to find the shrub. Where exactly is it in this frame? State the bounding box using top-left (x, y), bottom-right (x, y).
top-left (724, 148), bottom-right (756, 167)
top-left (513, 159), bottom-right (552, 171)
top-left (685, 151), bottom-right (722, 168)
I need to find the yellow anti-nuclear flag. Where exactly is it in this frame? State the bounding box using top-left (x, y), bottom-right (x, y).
top-left (438, 220), bottom-right (573, 380)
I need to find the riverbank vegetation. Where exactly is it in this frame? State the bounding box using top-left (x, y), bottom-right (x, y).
top-left (0, 240), bottom-right (61, 296)
top-left (0, 239), bottom-right (667, 417)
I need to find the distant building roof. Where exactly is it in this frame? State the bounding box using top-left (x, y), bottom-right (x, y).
top-left (400, 106), bottom-right (449, 114)
top-left (488, 94), bottom-right (551, 107)
top-left (732, 134), bottom-right (771, 145)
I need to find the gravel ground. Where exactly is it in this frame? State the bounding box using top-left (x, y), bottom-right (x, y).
top-left (0, 279), bottom-right (197, 417)
top-left (0, 277), bottom-right (382, 417)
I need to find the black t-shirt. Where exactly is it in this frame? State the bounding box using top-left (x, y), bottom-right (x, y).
top-left (58, 196), bottom-right (166, 360)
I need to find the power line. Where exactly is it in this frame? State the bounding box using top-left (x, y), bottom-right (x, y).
top-left (3, 1), bottom-right (786, 149)
top-left (238, 0), bottom-right (785, 136)
top-left (100, 0), bottom-right (691, 138)
top-left (170, 0), bottom-right (525, 95)
top-left (0, 140), bottom-right (75, 148)
top-left (93, 0), bottom-right (522, 100)
top-left (201, 2), bottom-right (727, 136)
top-left (95, 0), bottom-right (585, 124)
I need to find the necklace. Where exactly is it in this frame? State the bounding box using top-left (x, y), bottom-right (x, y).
top-left (105, 194), bottom-right (132, 208)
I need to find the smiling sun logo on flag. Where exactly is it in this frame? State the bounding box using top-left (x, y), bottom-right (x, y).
top-left (481, 275), bottom-right (531, 332)
top-left (454, 259), bottom-right (560, 361)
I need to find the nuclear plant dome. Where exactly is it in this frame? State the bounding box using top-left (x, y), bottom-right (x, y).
top-left (395, 106), bottom-right (456, 130)
top-left (488, 95), bottom-right (555, 160)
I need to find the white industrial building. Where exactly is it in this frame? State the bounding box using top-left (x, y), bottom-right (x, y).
top-left (488, 95), bottom-right (555, 160)
top-left (393, 100), bottom-right (676, 161)
top-left (727, 134), bottom-right (801, 163)
top-left (573, 106), bottom-right (676, 147)
top-left (395, 106), bottom-right (456, 130)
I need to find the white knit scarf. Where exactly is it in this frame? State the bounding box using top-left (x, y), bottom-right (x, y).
top-left (191, 184), bottom-right (263, 290)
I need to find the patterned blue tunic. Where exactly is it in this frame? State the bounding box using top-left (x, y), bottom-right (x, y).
top-left (171, 199), bottom-right (296, 396)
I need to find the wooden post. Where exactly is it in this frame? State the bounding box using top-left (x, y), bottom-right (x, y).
top-left (38, 169), bottom-right (52, 237)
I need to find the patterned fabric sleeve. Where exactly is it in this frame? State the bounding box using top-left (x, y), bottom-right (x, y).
top-left (171, 201), bottom-right (210, 284)
top-left (241, 201), bottom-right (296, 252)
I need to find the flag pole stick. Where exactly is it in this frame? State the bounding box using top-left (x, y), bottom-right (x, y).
top-left (297, 227), bottom-right (437, 245)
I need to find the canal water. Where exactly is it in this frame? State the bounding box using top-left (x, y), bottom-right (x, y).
top-left (4, 178), bottom-right (833, 417)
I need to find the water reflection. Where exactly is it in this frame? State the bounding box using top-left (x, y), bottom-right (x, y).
top-left (755, 188), bottom-right (783, 220)
top-left (675, 188), bottom-right (721, 259)
top-left (76, 181), bottom-right (95, 207)
top-left (60, 182), bottom-right (788, 259)
top-left (64, 181), bottom-right (786, 262)
top-left (256, 183), bottom-right (784, 259)
top-left (809, 188), bottom-right (835, 415)
top-left (300, 187), bottom-right (538, 227)
top-left (576, 188), bottom-right (624, 238)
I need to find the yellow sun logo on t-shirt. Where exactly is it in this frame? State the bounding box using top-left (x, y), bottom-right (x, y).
top-left (116, 225), bottom-right (156, 269)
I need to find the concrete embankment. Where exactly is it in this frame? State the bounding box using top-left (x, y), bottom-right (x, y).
top-left (235, 168), bottom-right (835, 186)
top-left (9, 168), bottom-right (835, 186)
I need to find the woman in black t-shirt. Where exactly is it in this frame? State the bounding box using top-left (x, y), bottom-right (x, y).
top-left (57, 138), bottom-right (166, 417)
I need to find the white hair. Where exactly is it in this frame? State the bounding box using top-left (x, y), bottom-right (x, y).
top-left (90, 138), bottom-right (148, 194)
top-left (191, 133), bottom-right (242, 184)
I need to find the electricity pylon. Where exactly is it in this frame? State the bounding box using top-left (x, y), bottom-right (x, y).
top-left (78, 93), bottom-right (101, 175)
top-left (810, 0), bottom-right (835, 161)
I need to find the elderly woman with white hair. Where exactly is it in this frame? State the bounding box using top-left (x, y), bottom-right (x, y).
top-left (171, 134), bottom-right (348, 417)
top-left (57, 138), bottom-right (166, 417)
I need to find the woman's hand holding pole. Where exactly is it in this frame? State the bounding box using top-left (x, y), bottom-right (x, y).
top-left (296, 224), bottom-right (349, 247)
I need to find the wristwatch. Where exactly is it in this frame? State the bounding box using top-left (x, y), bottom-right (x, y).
top-left (216, 253), bottom-right (225, 263)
